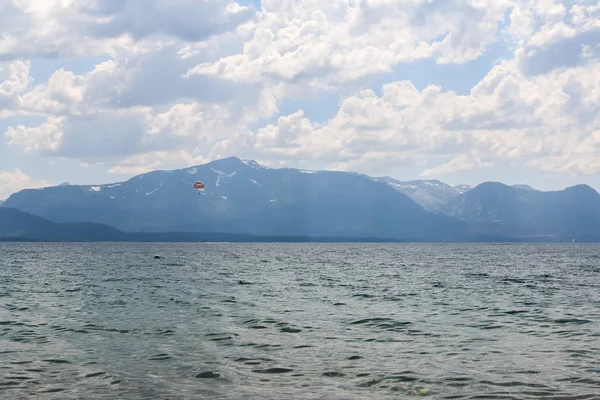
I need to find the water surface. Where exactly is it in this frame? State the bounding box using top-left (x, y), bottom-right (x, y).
top-left (1, 243), bottom-right (599, 399)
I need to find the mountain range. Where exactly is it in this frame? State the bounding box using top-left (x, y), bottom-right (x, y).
top-left (2, 156), bottom-right (600, 242)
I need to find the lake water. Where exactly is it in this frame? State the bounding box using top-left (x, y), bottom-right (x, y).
top-left (1, 243), bottom-right (599, 399)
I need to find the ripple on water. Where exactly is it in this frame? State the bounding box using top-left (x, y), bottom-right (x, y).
top-left (252, 368), bottom-right (295, 374)
top-left (1, 242), bottom-right (599, 399)
top-left (148, 354), bottom-right (172, 361)
top-left (195, 371), bottom-right (221, 379)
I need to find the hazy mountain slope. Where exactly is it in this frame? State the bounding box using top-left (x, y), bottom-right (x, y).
top-left (2, 157), bottom-right (468, 240)
top-left (443, 182), bottom-right (600, 239)
top-left (6, 157), bottom-right (599, 241)
top-left (377, 177), bottom-right (470, 211)
top-left (0, 207), bottom-right (127, 241)
top-left (0, 207), bottom-right (413, 242)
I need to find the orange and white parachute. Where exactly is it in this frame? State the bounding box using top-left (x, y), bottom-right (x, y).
top-left (193, 181), bottom-right (204, 194)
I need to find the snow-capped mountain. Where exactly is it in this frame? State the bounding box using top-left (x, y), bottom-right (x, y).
top-left (5, 157), bottom-right (600, 241)
top-left (440, 182), bottom-right (600, 240)
top-left (2, 157), bottom-right (467, 240)
top-left (375, 177), bottom-right (471, 211)
top-left (454, 184), bottom-right (472, 194)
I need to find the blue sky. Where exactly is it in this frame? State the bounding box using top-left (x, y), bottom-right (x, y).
top-left (1, 0), bottom-right (600, 198)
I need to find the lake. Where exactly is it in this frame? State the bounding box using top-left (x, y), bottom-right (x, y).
top-left (1, 243), bottom-right (599, 399)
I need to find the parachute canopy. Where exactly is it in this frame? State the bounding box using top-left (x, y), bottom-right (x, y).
top-left (193, 181), bottom-right (204, 189)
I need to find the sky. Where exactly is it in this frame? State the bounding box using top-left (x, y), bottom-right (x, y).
top-left (1, 0), bottom-right (600, 199)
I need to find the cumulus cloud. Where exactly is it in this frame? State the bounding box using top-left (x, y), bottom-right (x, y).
top-left (509, 0), bottom-right (600, 75)
top-left (188, 0), bottom-right (512, 89)
top-left (0, 0), bottom-right (255, 60)
top-left (106, 149), bottom-right (211, 175)
top-left (2, 0), bottom-right (600, 184)
top-left (421, 152), bottom-right (493, 178)
top-left (4, 116), bottom-right (65, 154)
top-left (237, 58), bottom-right (600, 176)
top-left (14, 38), bottom-right (262, 116)
top-left (72, 0), bottom-right (255, 41)
top-left (0, 168), bottom-right (53, 199)
top-left (0, 60), bottom-right (31, 115)
top-left (0, 0), bottom-right (107, 60)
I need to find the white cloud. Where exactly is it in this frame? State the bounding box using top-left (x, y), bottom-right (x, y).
top-left (149, 102), bottom-right (232, 138)
top-left (0, 0), bottom-right (255, 60)
top-left (2, 0), bottom-right (600, 185)
top-left (0, 168), bottom-right (53, 200)
top-left (8, 55), bottom-right (600, 178)
top-left (70, 0), bottom-right (255, 41)
top-left (0, 60), bottom-right (31, 115)
top-left (189, 0), bottom-right (512, 89)
top-left (508, 0), bottom-right (600, 76)
top-left (0, 0), bottom-right (109, 60)
top-left (421, 151), bottom-right (493, 178)
top-left (106, 149), bottom-right (212, 175)
top-left (254, 110), bottom-right (314, 149)
top-left (14, 40), bottom-right (262, 116)
top-left (237, 58), bottom-right (600, 176)
top-left (4, 116), bottom-right (65, 154)
top-left (0, 60), bottom-right (30, 97)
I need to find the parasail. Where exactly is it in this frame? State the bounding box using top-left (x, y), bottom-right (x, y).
top-left (193, 181), bottom-right (205, 194)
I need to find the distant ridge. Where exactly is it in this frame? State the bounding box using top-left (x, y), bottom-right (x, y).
top-left (0, 207), bottom-right (126, 242)
top-left (0, 207), bottom-right (414, 243)
top-left (2, 156), bottom-right (600, 242)
top-left (512, 184), bottom-right (538, 191)
top-left (442, 182), bottom-right (600, 241)
top-left (0, 207), bottom-right (589, 243)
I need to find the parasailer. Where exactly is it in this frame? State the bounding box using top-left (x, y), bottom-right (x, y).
top-left (193, 181), bottom-right (205, 195)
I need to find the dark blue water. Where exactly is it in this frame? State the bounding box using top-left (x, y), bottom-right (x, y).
top-left (1, 243), bottom-right (599, 399)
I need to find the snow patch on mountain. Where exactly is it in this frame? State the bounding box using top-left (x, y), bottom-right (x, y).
top-left (386, 181), bottom-right (418, 190)
top-left (213, 169), bottom-right (237, 187)
top-left (453, 184), bottom-right (472, 194)
top-left (377, 177), bottom-right (466, 211)
top-left (242, 159), bottom-right (267, 169)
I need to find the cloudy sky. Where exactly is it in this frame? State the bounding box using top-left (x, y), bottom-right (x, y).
top-left (1, 0), bottom-right (599, 199)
